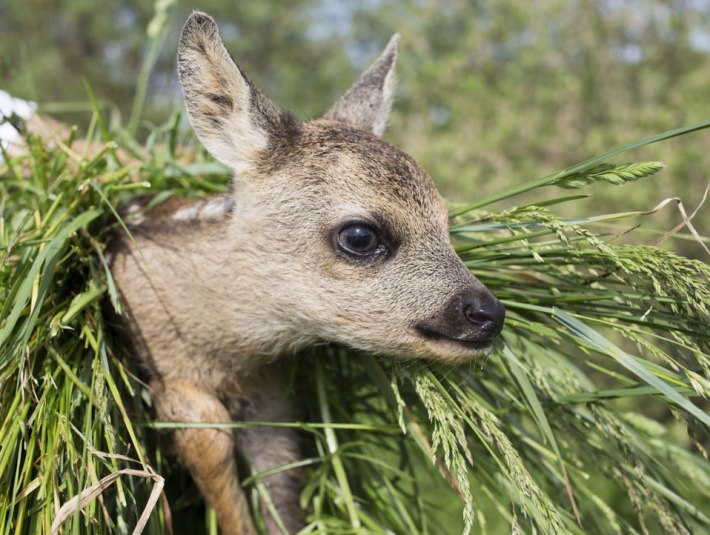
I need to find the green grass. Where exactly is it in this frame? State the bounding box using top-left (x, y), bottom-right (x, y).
top-left (1, 109), bottom-right (709, 534)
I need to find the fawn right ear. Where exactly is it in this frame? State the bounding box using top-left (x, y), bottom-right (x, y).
top-left (323, 34), bottom-right (400, 136)
top-left (178, 12), bottom-right (292, 174)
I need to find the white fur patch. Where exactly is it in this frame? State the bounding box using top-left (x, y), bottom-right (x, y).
top-left (171, 205), bottom-right (200, 221)
top-left (171, 197), bottom-right (230, 222)
top-left (0, 90), bottom-right (37, 158)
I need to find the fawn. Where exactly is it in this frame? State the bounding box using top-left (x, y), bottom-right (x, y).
top-left (110, 11), bottom-right (505, 535)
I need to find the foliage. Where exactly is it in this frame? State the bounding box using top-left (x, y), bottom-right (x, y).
top-left (3, 1), bottom-right (710, 246)
top-left (0, 0), bottom-right (354, 126)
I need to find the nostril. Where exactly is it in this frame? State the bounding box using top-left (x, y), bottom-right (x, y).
top-left (463, 305), bottom-right (492, 326)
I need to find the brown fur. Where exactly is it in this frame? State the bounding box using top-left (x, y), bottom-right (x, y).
top-left (110, 11), bottom-right (504, 534)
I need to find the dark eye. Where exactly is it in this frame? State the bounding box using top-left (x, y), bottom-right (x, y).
top-left (336, 223), bottom-right (381, 256)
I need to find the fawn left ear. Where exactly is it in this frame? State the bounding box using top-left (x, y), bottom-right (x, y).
top-left (322, 34), bottom-right (399, 136)
top-left (177, 11), bottom-right (297, 175)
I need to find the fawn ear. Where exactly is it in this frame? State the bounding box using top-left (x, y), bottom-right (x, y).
top-left (178, 12), bottom-right (296, 174)
top-left (323, 34), bottom-right (399, 136)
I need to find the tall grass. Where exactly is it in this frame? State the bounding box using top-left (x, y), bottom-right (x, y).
top-left (1, 106), bottom-right (709, 534)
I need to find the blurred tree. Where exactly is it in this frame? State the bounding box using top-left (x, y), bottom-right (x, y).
top-left (348, 0), bottom-right (710, 254)
top-left (0, 1), bottom-right (157, 114)
top-left (0, 0), bottom-right (355, 125)
top-left (1, 0), bottom-right (709, 251)
top-left (363, 2), bottom-right (710, 200)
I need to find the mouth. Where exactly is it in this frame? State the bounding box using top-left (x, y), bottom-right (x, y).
top-left (415, 325), bottom-right (494, 352)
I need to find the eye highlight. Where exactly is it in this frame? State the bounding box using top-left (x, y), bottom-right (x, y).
top-left (335, 222), bottom-right (383, 257)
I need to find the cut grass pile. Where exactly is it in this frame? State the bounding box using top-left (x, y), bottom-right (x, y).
top-left (1, 114), bottom-right (709, 534)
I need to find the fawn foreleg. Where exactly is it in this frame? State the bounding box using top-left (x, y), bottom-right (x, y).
top-left (232, 366), bottom-right (307, 534)
top-left (153, 379), bottom-right (256, 535)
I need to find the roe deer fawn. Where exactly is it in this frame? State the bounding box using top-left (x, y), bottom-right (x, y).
top-left (110, 11), bottom-right (505, 535)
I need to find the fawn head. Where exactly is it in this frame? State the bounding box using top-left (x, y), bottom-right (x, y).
top-left (177, 12), bottom-right (504, 363)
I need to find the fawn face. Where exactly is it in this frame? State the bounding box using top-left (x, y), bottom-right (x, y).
top-left (178, 12), bottom-right (504, 363)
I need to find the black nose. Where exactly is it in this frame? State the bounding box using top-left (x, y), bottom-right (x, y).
top-left (415, 288), bottom-right (505, 347)
top-left (461, 295), bottom-right (506, 340)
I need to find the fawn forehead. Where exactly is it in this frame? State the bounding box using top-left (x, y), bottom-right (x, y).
top-left (262, 120), bottom-right (448, 226)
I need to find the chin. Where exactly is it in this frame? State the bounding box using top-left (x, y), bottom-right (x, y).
top-left (381, 336), bottom-right (496, 365)
top-left (341, 333), bottom-right (497, 365)
top-left (419, 339), bottom-right (494, 364)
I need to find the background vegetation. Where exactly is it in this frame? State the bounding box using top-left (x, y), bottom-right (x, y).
top-left (1, 1), bottom-right (709, 534)
top-left (2, 0), bottom-right (710, 243)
